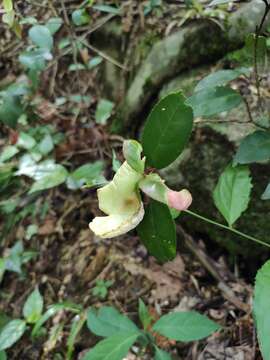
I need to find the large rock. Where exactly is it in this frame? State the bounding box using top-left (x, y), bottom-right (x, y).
top-left (119, 0), bottom-right (269, 130)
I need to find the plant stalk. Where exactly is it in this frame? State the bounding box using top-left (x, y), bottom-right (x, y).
top-left (254, 0), bottom-right (270, 109)
top-left (184, 209), bottom-right (270, 249)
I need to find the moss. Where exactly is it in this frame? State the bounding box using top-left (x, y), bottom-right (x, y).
top-left (133, 30), bottom-right (162, 68)
top-left (163, 127), bottom-right (270, 258)
top-left (159, 66), bottom-right (210, 98)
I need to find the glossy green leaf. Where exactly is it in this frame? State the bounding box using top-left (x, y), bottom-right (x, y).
top-left (153, 311), bottom-right (221, 342)
top-left (68, 63), bottom-right (85, 72)
top-left (95, 99), bottom-right (114, 125)
top-left (234, 131), bottom-right (270, 164)
top-left (0, 94), bottom-right (24, 128)
top-left (46, 17), bottom-right (63, 35)
top-left (5, 241), bottom-right (24, 274)
top-left (262, 183), bottom-right (270, 200)
top-left (38, 134), bottom-right (54, 155)
top-left (254, 260), bottom-right (270, 360)
top-left (4, 83), bottom-right (29, 97)
top-left (23, 287), bottom-right (43, 324)
top-left (186, 86), bottom-right (242, 118)
top-left (138, 299), bottom-right (152, 330)
top-left (155, 347), bottom-right (172, 360)
top-left (123, 140), bottom-right (145, 174)
top-left (66, 161), bottom-right (105, 190)
top-left (137, 200), bottom-right (176, 262)
top-left (69, 94), bottom-right (92, 104)
top-left (16, 155), bottom-right (43, 178)
top-left (213, 164), bottom-right (252, 227)
top-left (67, 313), bottom-right (86, 360)
top-left (0, 146), bottom-right (19, 163)
top-left (81, 332), bottom-right (139, 360)
top-left (195, 68), bottom-right (249, 92)
top-left (58, 38), bottom-right (70, 50)
top-left (92, 4), bottom-right (121, 15)
top-left (92, 280), bottom-right (113, 299)
top-left (31, 302), bottom-right (81, 337)
top-left (0, 320), bottom-right (26, 351)
top-left (17, 132), bottom-right (36, 150)
top-left (25, 224), bottom-right (38, 240)
top-left (144, 0), bottom-right (162, 14)
top-left (71, 162), bottom-right (104, 180)
top-left (72, 9), bottom-right (90, 26)
top-left (142, 92), bottom-right (193, 169)
top-left (87, 307), bottom-right (140, 338)
top-left (0, 164), bottom-right (13, 192)
top-left (29, 164), bottom-right (68, 193)
top-left (88, 57), bottom-right (103, 69)
top-left (19, 49), bottom-right (51, 71)
top-left (29, 25), bottom-right (53, 50)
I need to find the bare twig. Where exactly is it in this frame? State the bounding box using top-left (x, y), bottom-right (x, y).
top-left (254, 0), bottom-right (270, 109)
top-left (60, 0), bottom-right (85, 121)
top-left (47, 12), bottom-right (126, 72)
top-left (75, 13), bottom-right (117, 38)
top-left (194, 116), bottom-right (268, 130)
top-left (243, 97), bottom-right (254, 123)
top-left (78, 39), bottom-right (129, 71)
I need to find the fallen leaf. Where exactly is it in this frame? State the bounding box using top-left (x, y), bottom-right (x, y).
top-left (38, 218), bottom-right (57, 236)
top-left (124, 255), bottom-right (185, 302)
top-left (198, 343), bottom-right (253, 360)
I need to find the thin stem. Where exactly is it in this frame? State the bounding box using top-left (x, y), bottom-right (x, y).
top-left (242, 97), bottom-right (269, 130)
top-left (243, 97), bottom-right (254, 123)
top-left (78, 39), bottom-right (128, 71)
top-left (254, 0), bottom-right (270, 109)
top-left (184, 209), bottom-right (270, 249)
top-left (194, 117), bottom-right (268, 130)
top-left (258, 0), bottom-right (270, 35)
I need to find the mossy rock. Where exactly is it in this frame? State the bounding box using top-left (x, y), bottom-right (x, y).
top-left (159, 68), bottom-right (270, 259)
top-left (178, 129), bottom-right (270, 259)
top-left (118, 0), bottom-right (269, 130)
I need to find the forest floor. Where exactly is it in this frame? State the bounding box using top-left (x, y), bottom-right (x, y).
top-left (0, 1), bottom-right (268, 359)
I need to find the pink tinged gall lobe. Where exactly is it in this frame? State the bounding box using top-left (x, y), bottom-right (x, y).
top-left (167, 189), bottom-right (192, 211)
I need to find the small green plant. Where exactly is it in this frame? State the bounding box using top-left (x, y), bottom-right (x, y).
top-left (144, 0), bottom-right (163, 15)
top-left (0, 287), bottom-right (82, 357)
top-left (83, 300), bottom-right (221, 359)
top-left (0, 287), bottom-right (43, 355)
top-left (0, 241), bottom-right (37, 283)
top-left (1, 0), bottom-right (21, 37)
top-left (92, 280), bottom-right (113, 300)
top-left (18, 20), bottom-right (62, 89)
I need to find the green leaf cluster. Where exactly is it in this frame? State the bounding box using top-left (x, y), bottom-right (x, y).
top-left (83, 303), bottom-right (220, 360)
